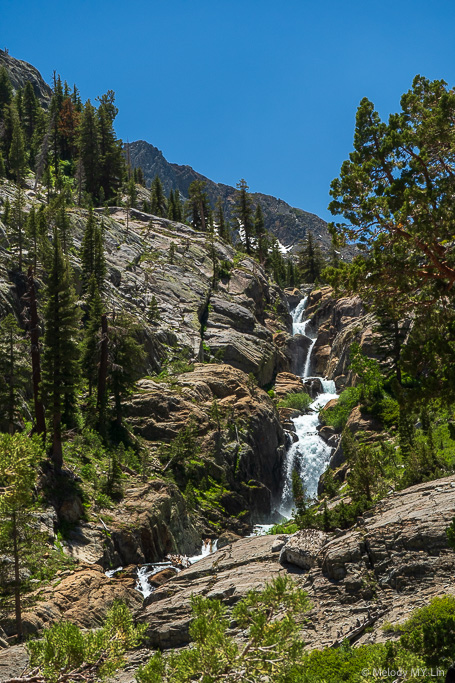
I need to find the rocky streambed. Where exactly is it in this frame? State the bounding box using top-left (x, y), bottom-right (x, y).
top-left (3, 474), bottom-right (455, 680)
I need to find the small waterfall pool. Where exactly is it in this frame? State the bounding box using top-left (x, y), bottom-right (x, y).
top-left (278, 297), bottom-right (337, 518)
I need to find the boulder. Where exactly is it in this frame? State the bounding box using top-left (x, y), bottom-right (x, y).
top-left (279, 529), bottom-right (328, 569)
top-left (273, 372), bottom-right (305, 400)
top-left (149, 567), bottom-right (178, 587)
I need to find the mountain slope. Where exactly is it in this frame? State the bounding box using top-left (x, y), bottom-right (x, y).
top-left (0, 49), bottom-right (52, 108)
top-left (126, 140), bottom-right (342, 255)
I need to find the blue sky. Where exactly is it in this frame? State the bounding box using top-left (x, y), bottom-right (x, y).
top-left (3, 0), bottom-right (455, 221)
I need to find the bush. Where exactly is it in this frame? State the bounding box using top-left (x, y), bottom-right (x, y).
top-left (137, 576), bottom-right (310, 683)
top-left (320, 386), bottom-right (360, 430)
top-left (27, 601), bottom-right (146, 682)
top-left (277, 392), bottom-right (312, 412)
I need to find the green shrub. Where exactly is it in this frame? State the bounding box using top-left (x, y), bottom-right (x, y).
top-left (320, 386), bottom-right (360, 430)
top-left (277, 392), bottom-right (312, 412)
top-left (137, 576), bottom-right (310, 683)
top-left (27, 601), bottom-right (146, 682)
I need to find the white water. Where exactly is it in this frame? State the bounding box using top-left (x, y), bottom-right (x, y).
top-left (106, 539), bottom-right (219, 599)
top-left (278, 299), bottom-right (337, 518)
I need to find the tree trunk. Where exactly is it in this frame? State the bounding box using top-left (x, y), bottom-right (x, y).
top-left (12, 511), bottom-right (22, 640)
top-left (26, 268), bottom-right (46, 438)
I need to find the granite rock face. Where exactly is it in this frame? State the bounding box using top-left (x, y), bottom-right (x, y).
top-left (0, 49), bottom-right (52, 107)
top-left (124, 364), bottom-right (287, 523)
top-left (136, 475), bottom-right (455, 651)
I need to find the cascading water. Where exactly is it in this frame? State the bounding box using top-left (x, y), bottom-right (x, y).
top-left (279, 298), bottom-right (338, 518)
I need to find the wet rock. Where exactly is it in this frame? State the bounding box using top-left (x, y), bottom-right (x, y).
top-left (303, 377), bottom-right (323, 398)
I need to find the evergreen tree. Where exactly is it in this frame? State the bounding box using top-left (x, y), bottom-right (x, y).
top-left (150, 175), bottom-right (167, 217)
top-left (10, 186), bottom-right (26, 270)
top-left (0, 150), bottom-right (5, 178)
top-left (42, 228), bottom-right (80, 469)
top-left (298, 232), bottom-right (324, 283)
top-left (0, 315), bottom-right (30, 434)
top-left (268, 238), bottom-right (286, 286)
top-left (215, 197), bottom-right (230, 243)
top-left (108, 312), bottom-right (145, 429)
top-left (0, 434), bottom-right (41, 639)
top-left (167, 188), bottom-right (176, 220)
top-left (23, 266), bottom-right (46, 437)
top-left (0, 67), bottom-right (13, 115)
top-left (234, 179), bottom-right (254, 254)
top-left (80, 208), bottom-right (105, 292)
top-left (77, 99), bottom-right (100, 199)
top-left (254, 203), bottom-right (267, 260)
top-left (81, 276), bottom-right (104, 399)
top-left (9, 107), bottom-right (26, 183)
top-left (186, 180), bottom-right (210, 231)
top-left (97, 92), bottom-right (124, 201)
top-left (49, 73), bottom-right (64, 168)
top-left (21, 82), bottom-right (39, 143)
top-left (57, 97), bottom-right (80, 161)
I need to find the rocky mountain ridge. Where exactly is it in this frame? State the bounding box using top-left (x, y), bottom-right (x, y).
top-left (0, 49), bottom-right (52, 108)
top-left (126, 139), bottom-right (344, 255)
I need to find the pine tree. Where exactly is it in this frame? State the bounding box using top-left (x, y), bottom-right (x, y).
top-left (0, 150), bottom-right (5, 178)
top-left (234, 179), bottom-right (254, 254)
top-left (49, 73), bottom-right (64, 167)
top-left (186, 180), bottom-right (210, 231)
top-left (80, 208), bottom-right (105, 292)
top-left (298, 232), bottom-right (325, 283)
top-left (21, 82), bottom-right (39, 142)
top-left (78, 100), bottom-right (100, 200)
top-left (0, 434), bottom-right (41, 639)
top-left (81, 276), bottom-right (104, 399)
top-left (97, 92), bottom-right (124, 201)
top-left (215, 197), bottom-right (230, 243)
top-left (254, 203), bottom-right (267, 260)
top-left (0, 67), bottom-right (13, 114)
top-left (108, 312), bottom-right (145, 429)
top-left (23, 266), bottom-right (46, 437)
top-left (167, 188), bottom-right (176, 220)
top-left (0, 315), bottom-right (30, 434)
top-left (42, 228), bottom-right (80, 469)
top-left (150, 175), bottom-right (167, 217)
top-left (10, 186), bottom-right (26, 271)
top-left (9, 107), bottom-right (26, 184)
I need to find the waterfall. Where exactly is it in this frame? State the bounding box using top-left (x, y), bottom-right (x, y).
top-left (278, 297), bottom-right (337, 518)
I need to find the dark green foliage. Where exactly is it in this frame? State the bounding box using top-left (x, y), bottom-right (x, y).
top-left (81, 276), bottom-right (104, 397)
top-left (0, 67), bottom-right (13, 113)
top-left (27, 600), bottom-right (146, 682)
top-left (137, 576), bottom-right (310, 683)
top-left (80, 208), bottom-right (106, 292)
top-left (186, 179), bottom-right (210, 230)
top-left (215, 196), bottom-right (230, 242)
top-left (42, 229), bottom-right (80, 469)
top-left (0, 314), bottom-right (30, 434)
top-left (8, 106), bottom-right (26, 183)
top-left (233, 178), bottom-right (254, 253)
top-left (77, 99), bottom-right (100, 199)
top-left (298, 232), bottom-right (325, 283)
top-left (10, 185), bottom-right (26, 270)
top-left (107, 312), bottom-right (146, 429)
top-left (150, 175), bottom-right (167, 217)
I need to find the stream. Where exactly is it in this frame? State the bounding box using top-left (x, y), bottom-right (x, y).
top-left (278, 296), bottom-right (337, 518)
top-left (107, 295), bottom-right (336, 595)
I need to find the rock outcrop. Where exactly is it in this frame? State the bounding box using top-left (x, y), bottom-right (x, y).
top-left (0, 564), bottom-right (142, 638)
top-left (124, 363), bottom-right (287, 524)
top-left (136, 474), bottom-right (455, 651)
top-left (304, 287), bottom-right (379, 386)
top-left (0, 49), bottom-right (52, 107)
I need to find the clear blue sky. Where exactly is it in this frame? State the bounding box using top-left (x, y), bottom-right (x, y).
top-left (3, 0), bottom-right (455, 221)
